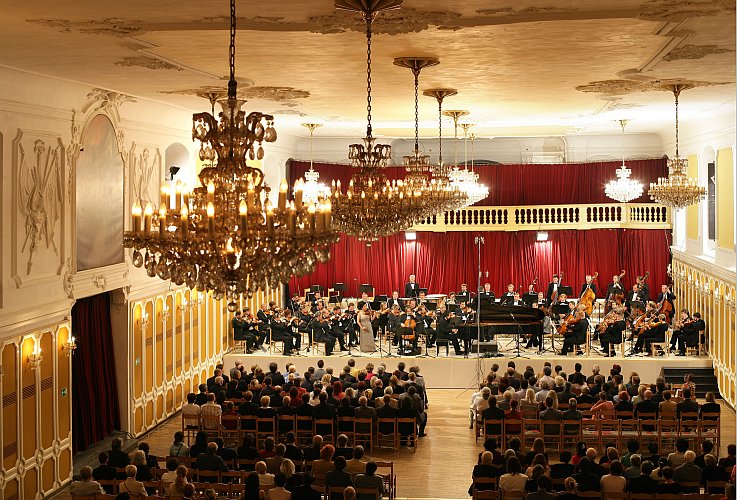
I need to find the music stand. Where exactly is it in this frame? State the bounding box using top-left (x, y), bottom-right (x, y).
top-left (358, 284), bottom-right (374, 297)
top-left (629, 300), bottom-right (645, 312)
top-left (499, 296), bottom-right (514, 306)
top-left (331, 283), bottom-right (347, 294)
top-left (310, 285), bottom-right (325, 294)
top-left (306, 292), bottom-right (315, 302)
top-left (559, 286), bottom-right (573, 297)
top-left (448, 304), bottom-right (462, 314)
top-left (522, 292), bottom-right (537, 305)
top-left (328, 296), bottom-right (342, 304)
top-left (551, 304), bottom-right (570, 316)
top-left (425, 302), bottom-right (437, 311)
top-left (377, 294), bottom-right (388, 303)
top-left (419, 288), bottom-right (429, 296)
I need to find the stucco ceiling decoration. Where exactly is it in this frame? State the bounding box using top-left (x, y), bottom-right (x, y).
top-left (115, 56), bottom-right (183, 71)
top-left (26, 17), bottom-right (143, 36)
top-left (241, 86), bottom-right (310, 102)
top-left (309, 7), bottom-right (463, 34)
top-left (576, 78), bottom-right (726, 97)
top-left (662, 44), bottom-right (735, 62)
top-left (638, 0), bottom-right (735, 22)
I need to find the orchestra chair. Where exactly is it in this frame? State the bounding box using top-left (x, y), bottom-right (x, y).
top-left (375, 461), bottom-right (396, 499)
top-left (269, 336), bottom-right (286, 355)
top-left (500, 491), bottom-right (525, 500)
top-left (255, 416), bottom-right (276, 449)
top-left (561, 419), bottom-right (583, 450)
top-left (650, 340), bottom-right (668, 357)
top-left (503, 419), bottom-right (523, 449)
top-left (354, 417), bottom-right (374, 451)
top-left (377, 417), bottom-right (398, 450)
top-left (396, 417), bottom-right (418, 452)
top-left (699, 413), bottom-right (720, 452)
top-left (471, 477), bottom-right (498, 500)
top-left (200, 414), bottom-right (222, 437)
top-left (436, 339), bottom-right (450, 356)
top-left (337, 415), bottom-right (356, 443)
top-left (358, 283), bottom-right (375, 300)
top-left (277, 414), bottom-right (296, 440)
top-left (474, 409), bottom-right (484, 443)
top-left (314, 418), bottom-right (335, 444)
top-left (686, 328), bottom-right (706, 356)
top-left (296, 415), bottom-right (314, 445)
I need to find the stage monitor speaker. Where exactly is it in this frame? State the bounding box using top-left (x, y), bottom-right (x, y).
top-left (471, 340), bottom-right (498, 354)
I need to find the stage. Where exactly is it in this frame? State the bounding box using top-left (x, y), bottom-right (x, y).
top-left (222, 349), bottom-right (712, 390)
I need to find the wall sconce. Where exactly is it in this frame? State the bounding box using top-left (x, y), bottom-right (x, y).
top-left (138, 312), bottom-right (150, 329)
top-left (27, 346), bottom-right (43, 370)
top-left (196, 292), bottom-right (206, 306)
top-left (62, 336), bottom-right (77, 357)
top-left (159, 305), bottom-right (171, 322)
top-left (178, 299), bottom-right (191, 313)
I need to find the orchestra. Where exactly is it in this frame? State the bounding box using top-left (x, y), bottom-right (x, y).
top-left (229, 271), bottom-right (705, 359)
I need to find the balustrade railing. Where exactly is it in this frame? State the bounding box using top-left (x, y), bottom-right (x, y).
top-left (412, 203), bottom-right (671, 232)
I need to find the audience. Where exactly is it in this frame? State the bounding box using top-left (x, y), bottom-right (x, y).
top-left (69, 466), bottom-right (104, 496)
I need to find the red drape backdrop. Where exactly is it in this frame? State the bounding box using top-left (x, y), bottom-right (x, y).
top-left (71, 293), bottom-right (121, 453)
top-left (288, 229), bottom-right (672, 301)
top-left (287, 158), bottom-right (668, 206)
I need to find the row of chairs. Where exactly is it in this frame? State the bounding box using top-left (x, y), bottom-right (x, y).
top-left (472, 487), bottom-right (724, 500)
top-left (184, 413), bottom-right (420, 452)
top-left (477, 415), bottom-right (720, 455)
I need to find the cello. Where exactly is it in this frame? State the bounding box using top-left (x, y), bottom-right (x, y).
top-left (580, 272), bottom-right (599, 316)
top-left (605, 270), bottom-right (626, 314)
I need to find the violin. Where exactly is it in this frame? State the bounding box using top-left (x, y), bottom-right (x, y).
top-left (596, 306), bottom-right (624, 333)
top-left (674, 316), bottom-right (696, 330)
top-left (557, 307), bottom-right (583, 336)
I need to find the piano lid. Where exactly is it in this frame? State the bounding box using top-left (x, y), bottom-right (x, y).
top-left (478, 302), bottom-right (545, 324)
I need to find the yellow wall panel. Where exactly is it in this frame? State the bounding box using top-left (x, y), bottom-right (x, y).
top-left (144, 302), bottom-right (154, 393)
top-left (156, 394), bottom-right (164, 420)
top-left (57, 327), bottom-right (71, 439)
top-left (3, 344), bottom-right (18, 471)
top-left (59, 447), bottom-right (72, 482)
top-left (23, 464), bottom-right (37, 499)
top-left (40, 331), bottom-right (54, 450)
top-left (717, 148), bottom-right (734, 249)
top-left (21, 337), bottom-right (37, 460)
top-left (155, 298), bottom-right (164, 387)
top-left (133, 304), bottom-right (143, 396)
top-left (686, 154), bottom-right (699, 240)
top-left (42, 456), bottom-right (55, 492)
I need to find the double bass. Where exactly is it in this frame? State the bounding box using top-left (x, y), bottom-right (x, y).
top-left (580, 272), bottom-right (599, 316)
top-left (604, 270), bottom-right (626, 314)
top-left (550, 272), bottom-right (564, 304)
top-left (656, 286), bottom-right (675, 324)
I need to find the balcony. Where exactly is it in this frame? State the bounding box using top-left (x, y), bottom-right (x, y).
top-left (411, 203), bottom-right (671, 232)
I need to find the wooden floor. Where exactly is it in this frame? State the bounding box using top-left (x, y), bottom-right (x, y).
top-left (56, 389), bottom-right (735, 500)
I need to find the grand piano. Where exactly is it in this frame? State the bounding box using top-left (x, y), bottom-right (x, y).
top-left (466, 301), bottom-right (546, 340)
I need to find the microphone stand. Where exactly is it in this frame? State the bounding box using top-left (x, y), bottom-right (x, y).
top-left (508, 311), bottom-right (530, 359)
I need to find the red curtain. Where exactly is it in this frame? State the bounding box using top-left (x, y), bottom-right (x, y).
top-left (71, 293), bottom-right (121, 453)
top-left (287, 158), bottom-right (668, 206)
top-left (288, 229), bottom-right (672, 301)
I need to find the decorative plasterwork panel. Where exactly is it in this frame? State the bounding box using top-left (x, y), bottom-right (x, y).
top-left (662, 44), bottom-right (735, 62)
top-left (115, 56), bottom-right (183, 71)
top-left (129, 144), bottom-right (162, 209)
top-left (26, 17), bottom-right (144, 36)
top-left (82, 88), bottom-right (136, 124)
top-left (575, 78), bottom-right (727, 97)
top-left (11, 130), bottom-right (66, 288)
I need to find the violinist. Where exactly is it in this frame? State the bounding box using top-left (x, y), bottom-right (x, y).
top-left (255, 303), bottom-right (272, 351)
top-left (330, 305), bottom-right (353, 349)
top-left (502, 283), bottom-right (516, 300)
top-left (417, 290), bottom-right (428, 306)
top-left (234, 310), bottom-right (256, 353)
top-left (457, 283), bottom-right (472, 303)
top-left (670, 310), bottom-right (705, 356)
top-left (387, 304), bottom-right (403, 346)
top-left (297, 305), bottom-right (313, 350)
top-left (344, 302), bottom-right (359, 346)
top-left (371, 301), bottom-right (390, 338)
top-left (435, 304), bottom-right (463, 355)
top-left (284, 309), bottom-right (303, 353)
top-left (415, 305), bottom-right (436, 347)
top-left (387, 290), bottom-right (404, 310)
top-left (546, 275), bottom-right (562, 302)
top-left (560, 302), bottom-right (588, 355)
top-left (311, 291), bottom-right (323, 306)
top-left (289, 294), bottom-right (303, 313)
top-left (270, 310), bottom-right (296, 355)
top-left (312, 309), bottom-right (338, 355)
top-left (579, 275), bottom-right (597, 297)
top-left (634, 313), bottom-right (668, 355)
top-left (598, 305), bottom-right (626, 356)
top-left (625, 283), bottom-right (646, 311)
top-left (399, 305), bottom-right (419, 351)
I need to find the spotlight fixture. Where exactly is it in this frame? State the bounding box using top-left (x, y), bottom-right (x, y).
top-left (405, 231), bottom-right (417, 241)
top-left (536, 231), bottom-right (549, 242)
top-left (169, 166), bottom-right (181, 181)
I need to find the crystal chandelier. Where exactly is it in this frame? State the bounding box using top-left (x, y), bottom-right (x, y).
top-left (299, 123), bottom-right (331, 204)
top-left (423, 89), bottom-right (458, 180)
top-left (123, 0), bottom-right (338, 309)
top-left (331, 0), bottom-right (463, 243)
top-left (449, 123), bottom-right (489, 205)
top-left (393, 56), bottom-right (468, 212)
top-left (649, 84), bottom-right (706, 209)
top-left (605, 119), bottom-right (643, 203)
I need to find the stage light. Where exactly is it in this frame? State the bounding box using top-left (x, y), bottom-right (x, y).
top-left (405, 231), bottom-right (417, 241)
top-left (536, 231), bottom-right (548, 242)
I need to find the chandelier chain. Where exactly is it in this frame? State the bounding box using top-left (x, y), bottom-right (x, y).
top-left (438, 98), bottom-right (442, 165)
top-left (229, 0), bottom-right (236, 84)
top-left (674, 87), bottom-right (680, 157)
top-left (365, 16), bottom-right (373, 138)
top-left (414, 70), bottom-right (419, 153)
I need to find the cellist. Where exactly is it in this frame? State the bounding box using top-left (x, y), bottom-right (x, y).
top-left (560, 302), bottom-right (588, 355)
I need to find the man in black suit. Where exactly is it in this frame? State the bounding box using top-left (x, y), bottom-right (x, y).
top-left (107, 437), bottom-right (130, 474)
top-left (625, 283), bottom-right (646, 311)
top-left (539, 396), bottom-right (562, 435)
top-left (634, 390), bottom-right (659, 418)
top-left (196, 443), bottom-right (229, 480)
top-left (636, 275), bottom-right (650, 300)
top-left (481, 396), bottom-right (505, 436)
top-left (579, 275), bottom-right (597, 298)
top-left (238, 392), bottom-right (259, 415)
top-left (627, 461), bottom-right (658, 493)
top-left (656, 285), bottom-right (676, 308)
top-left (606, 274), bottom-right (625, 301)
top-left (312, 392), bottom-right (336, 420)
top-left (550, 451), bottom-right (575, 490)
top-left (478, 283), bottom-right (495, 302)
top-left (671, 311), bottom-right (705, 355)
top-left (571, 457), bottom-right (601, 491)
top-left (676, 389), bottom-right (700, 419)
top-left (256, 303), bottom-right (271, 350)
top-left (405, 274), bottom-right (420, 298)
top-left (546, 275), bottom-right (562, 302)
top-left (387, 290), bottom-right (404, 310)
top-left (92, 452), bottom-right (118, 493)
top-left (194, 384), bottom-right (208, 406)
top-left (457, 283), bottom-right (472, 304)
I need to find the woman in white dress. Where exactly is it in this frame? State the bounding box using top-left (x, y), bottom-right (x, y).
top-left (358, 303), bottom-right (376, 352)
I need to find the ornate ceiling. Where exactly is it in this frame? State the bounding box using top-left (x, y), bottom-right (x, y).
top-left (4, 0), bottom-right (735, 137)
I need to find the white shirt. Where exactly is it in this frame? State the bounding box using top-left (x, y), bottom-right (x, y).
top-left (268, 486), bottom-right (291, 500)
top-left (499, 473), bottom-right (528, 493)
top-left (259, 472), bottom-right (275, 486)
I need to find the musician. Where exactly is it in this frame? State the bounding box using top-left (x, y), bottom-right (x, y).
top-left (670, 310), bottom-right (705, 356)
top-left (555, 293), bottom-right (568, 305)
top-left (289, 294), bottom-right (303, 313)
top-left (311, 310), bottom-right (339, 356)
top-left (399, 306), bottom-right (419, 351)
top-left (625, 283), bottom-right (646, 311)
top-left (457, 283), bottom-right (472, 303)
top-left (546, 275), bottom-right (562, 302)
top-left (270, 310), bottom-right (297, 355)
top-left (528, 284), bottom-right (536, 294)
top-left (479, 283), bottom-right (495, 302)
top-left (536, 291), bottom-right (549, 307)
top-left (388, 304), bottom-right (403, 346)
top-left (417, 290), bottom-right (428, 305)
top-left (560, 302), bottom-right (588, 355)
top-left (445, 292), bottom-right (458, 305)
top-left (598, 305), bottom-right (626, 356)
top-left (387, 291), bottom-right (405, 310)
top-left (502, 284), bottom-right (516, 300)
top-left (405, 274), bottom-right (421, 298)
top-left (415, 305), bottom-right (436, 347)
top-left (297, 305), bottom-right (314, 350)
top-left (579, 275), bottom-right (597, 297)
top-left (606, 275), bottom-right (625, 299)
top-left (510, 292), bottom-right (525, 307)
top-left (457, 303), bottom-right (476, 354)
top-left (335, 304), bottom-right (357, 347)
top-left (634, 313), bottom-right (668, 355)
top-left (524, 303), bottom-right (547, 351)
top-left (636, 275), bottom-right (650, 300)
top-left (371, 301), bottom-right (390, 338)
top-left (435, 304), bottom-right (463, 355)
top-left (311, 292), bottom-right (323, 306)
top-left (256, 303), bottom-right (272, 349)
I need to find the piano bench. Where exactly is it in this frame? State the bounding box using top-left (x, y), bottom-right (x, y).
top-left (436, 340), bottom-right (450, 356)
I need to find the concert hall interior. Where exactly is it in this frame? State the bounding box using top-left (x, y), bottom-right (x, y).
top-left (0, 1), bottom-right (735, 499)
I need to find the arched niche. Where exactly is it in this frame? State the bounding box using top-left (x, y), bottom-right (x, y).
top-left (75, 114), bottom-right (124, 271)
top-left (164, 142), bottom-right (194, 185)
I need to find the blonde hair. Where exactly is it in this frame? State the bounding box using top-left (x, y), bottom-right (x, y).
top-left (131, 450), bottom-right (146, 467)
top-left (525, 388), bottom-right (536, 403)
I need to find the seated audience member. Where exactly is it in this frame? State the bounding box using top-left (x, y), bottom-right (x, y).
top-left (107, 437), bottom-right (131, 471)
top-left (196, 442), bottom-right (229, 480)
top-left (645, 442), bottom-right (661, 466)
top-left (628, 460), bottom-right (658, 493)
top-left (668, 438), bottom-right (689, 467)
top-left (160, 459), bottom-right (179, 486)
top-left (118, 465), bottom-right (146, 496)
top-left (303, 435), bottom-right (324, 462)
top-left (526, 475), bottom-right (556, 500)
top-left (269, 472), bottom-right (292, 500)
top-left (283, 432), bottom-right (304, 463)
top-left (92, 452), bottom-right (117, 493)
top-left (334, 434), bottom-right (353, 460)
top-left (354, 461), bottom-right (385, 500)
top-left (325, 456), bottom-right (354, 500)
top-left (182, 393), bottom-right (202, 427)
top-left (69, 466), bottom-right (105, 496)
top-left (718, 444), bottom-right (737, 469)
top-left (695, 440), bottom-right (715, 469)
top-left (625, 454), bottom-right (642, 479)
top-left (526, 464), bottom-right (547, 493)
top-left (525, 439), bottom-right (548, 468)
top-left (656, 467), bottom-right (682, 494)
top-left (345, 446), bottom-right (367, 475)
top-left (137, 442), bottom-right (159, 470)
top-left (189, 431), bottom-right (209, 458)
top-left (259, 437), bottom-right (276, 460)
top-left (169, 431), bottom-right (190, 457)
top-left (168, 465), bottom-right (190, 496)
top-left (557, 478), bottom-right (579, 500)
top-left (550, 451), bottom-right (575, 490)
top-left (703, 454), bottom-right (730, 491)
top-left (131, 450), bottom-right (153, 482)
top-left (237, 434), bottom-right (260, 461)
top-left (499, 457), bottom-right (528, 494)
top-left (312, 444), bottom-right (336, 487)
top-left (469, 451), bottom-right (498, 495)
top-left (600, 460), bottom-right (626, 493)
top-left (701, 391), bottom-right (721, 417)
top-left (266, 443), bottom-right (287, 474)
top-left (674, 451), bottom-right (702, 492)
top-left (621, 440), bottom-right (640, 467)
top-left (255, 460), bottom-right (275, 487)
top-left (571, 457), bottom-right (601, 491)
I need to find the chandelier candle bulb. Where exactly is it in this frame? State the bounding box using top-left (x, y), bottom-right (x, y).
top-left (246, 182), bottom-right (255, 211)
top-left (238, 200), bottom-right (248, 235)
top-left (294, 179), bottom-right (304, 209)
top-left (207, 181), bottom-right (215, 204)
top-left (180, 204), bottom-right (188, 234)
top-left (175, 180), bottom-right (183, 210)
top-left (288, 202), bottom-right (297, 236)
top-left (265, 201), bottom-right (275, 234)
top-left (160, 184), bottom-right (168, 208)
top-left (308, 204), bottom-right (317, 235)
top-left (182, 186), bottom-right (190, 209)
top-left (316, 202), bottom-right (326, 234)
top-left (158, 206), bottom-right (167, 238)
top-left (278, 180), bottom-right (287, 211)
top-left (325, 200), bottom-right (332, 228)
top-left (206, 202), bottom-right (215, 237)
top-left (131, 202), bottom-right (142, 235)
